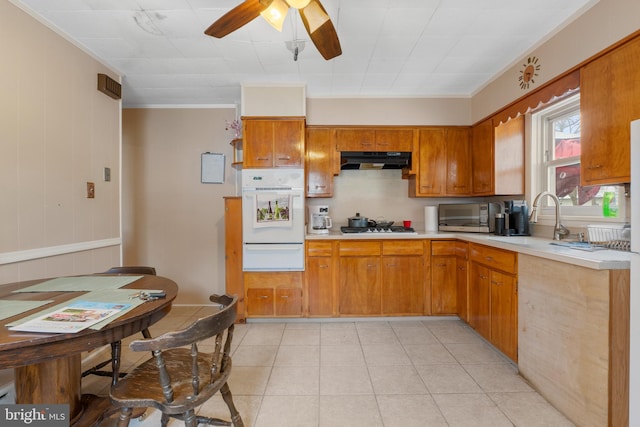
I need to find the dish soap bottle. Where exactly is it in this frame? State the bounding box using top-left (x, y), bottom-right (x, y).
top-left (602, 187), bottom-right (618, 217)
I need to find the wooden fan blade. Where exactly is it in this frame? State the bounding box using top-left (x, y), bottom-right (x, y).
top-left (204, 0), bottom-right (269, 38)
top-left (299, 0), bottom-right (342, 60)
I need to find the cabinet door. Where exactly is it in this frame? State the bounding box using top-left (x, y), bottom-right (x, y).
top-left (471, 118), bottom-right (494, 195)
top-left (274, 120), bottom-right (304, 167)
top-left (580, 36), bottom-right (639, 185)
top-left (275, 287), bottom-right (302, 316)
top-left (416, 128), bottom-right (446, 195)
top-left (494, 115), bottom-right (524, 195)
top-left (224, 197), bottom-right (245, 322)
top-left (431, 255), bottom-right (457, 314)
top-left (381, 256), bottom-right (424, 315)
top-left (307, 256), bottom-right (334, 316)
top-left (490, 271), bottom-right (517, 361)
top-left (446, 128), bottom-right (472, 195)
top-left (468, 262), bottom-right (491, 340)
top-left (375, 129), bottom-right (414, 152)
top-left (243, 120), bottom-right (274, 168)
top-left (456, 256), bottom-right (468, 322)
top-left (339, 256), bottom-right (381, 315)
top-left (335, 128), bottom-right (375, 151)
top-left (306, 128), bottom-right (334, 197)
top-left (246, 288), bottom-right (274, 316)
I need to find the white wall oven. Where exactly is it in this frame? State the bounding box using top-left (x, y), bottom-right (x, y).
top-left (241, 169), bottom-right (305, 271)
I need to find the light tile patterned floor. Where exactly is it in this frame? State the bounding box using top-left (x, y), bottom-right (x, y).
top-left (88, 306), bottom-right (575, 427)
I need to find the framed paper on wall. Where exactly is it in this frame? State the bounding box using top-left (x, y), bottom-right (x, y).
top-left (201, 152), bottom-right (225, 184)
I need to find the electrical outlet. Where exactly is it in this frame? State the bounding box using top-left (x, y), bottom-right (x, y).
top-left (104, 167), bottom-right (111, 182)
top-left (87, 182), bottom-right (95, 198)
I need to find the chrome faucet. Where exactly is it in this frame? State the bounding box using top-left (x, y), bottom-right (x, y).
top-left (529, 191), bottom-right (570, 241)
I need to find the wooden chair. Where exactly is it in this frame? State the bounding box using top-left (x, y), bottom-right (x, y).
top-left (82, 266), bottom-right (156, 385)
top-left (110, 294), bottom-right (244, 427)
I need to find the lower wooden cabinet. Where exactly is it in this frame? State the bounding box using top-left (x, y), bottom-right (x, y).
top-left (431, 241), bottom-right (458, 315)
top-left (468, 243), bottom-right (518, 361)
top-left (381, 256), bottom-right (424, 315)
top-left (244, 272), bottom-right (303, 317)
top-left (339, 255), bottom-right (381, 315)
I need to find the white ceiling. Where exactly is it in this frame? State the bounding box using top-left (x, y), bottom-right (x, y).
top-left (13, 0), bottom-right (596, 107)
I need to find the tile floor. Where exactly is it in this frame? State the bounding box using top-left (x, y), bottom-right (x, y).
top-left (85, 306), bottom-right (575, 427)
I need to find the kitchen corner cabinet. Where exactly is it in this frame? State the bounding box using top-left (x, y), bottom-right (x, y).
top-left (305, 241), bottom-right (336, 316)
top-left (224, 197), bottom-right (245, 322)
top-left (580, 35), bottom-right (640, 186)
top-left (468, 243), bottom-right (517, 361)
top-left (471, 115), bottom-right (524, 196)
top-left (335, 127), bottom-right (414, 152)
top-left (244, 272), bottom-right (303, 317)
top-left (408, 127), bottom-right (471, 197)
top-left (430, 241), bottom-right (458, 314)
top-left (306, 127), bottom-right (336, 198)
top-left (242, 117), bottom-right (305, 168)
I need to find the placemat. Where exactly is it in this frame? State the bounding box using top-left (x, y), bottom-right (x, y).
top-left (0, 300), bottom-right (53, 321)
top-left (12, 275), bottom-right (143, 293)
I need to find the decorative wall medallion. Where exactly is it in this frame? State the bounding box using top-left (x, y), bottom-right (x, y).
top-left (519, 56), bottom-right (540, 90)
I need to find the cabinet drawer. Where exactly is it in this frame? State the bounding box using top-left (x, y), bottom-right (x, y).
top-left (431, 240), bottom-right (458, 256)
top-left (455, 241), bottom-right (469, 259)
top-left (382, 240), bottom-right (424, 256)
top-left (246, 288), bottom-right (274, 316)
top-left (469, 243), bottom-right (517, 274)
top-left (307, 241), bottom-right (333, 256)
top-left (339, 241), bottom-right (381, 256)
top-left (244, 271), bottom-right (303, 288)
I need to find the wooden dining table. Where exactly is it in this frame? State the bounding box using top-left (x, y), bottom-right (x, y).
top-left (0, 274), bottom-right (178, 427)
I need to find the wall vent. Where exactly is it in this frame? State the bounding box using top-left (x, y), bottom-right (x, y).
top-left (97, 73), bottom-right (122, 100)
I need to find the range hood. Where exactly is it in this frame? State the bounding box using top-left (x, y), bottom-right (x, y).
top-left (340, 151), bottom-right (411, 170)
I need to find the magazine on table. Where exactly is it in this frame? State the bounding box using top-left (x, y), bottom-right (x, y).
top-left (9, 300), bottom-right (131, 333)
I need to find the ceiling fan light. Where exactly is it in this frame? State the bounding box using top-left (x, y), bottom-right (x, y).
top-left (303, 1), bottom-right (329, 33)
top-left (285, 0), bottom-right (311, 9)
top-left (260, 0), bottom-right (289, 32)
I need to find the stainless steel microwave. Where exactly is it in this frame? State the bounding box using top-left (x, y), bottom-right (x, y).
top-left (438, 202), bottom-right (501, 233)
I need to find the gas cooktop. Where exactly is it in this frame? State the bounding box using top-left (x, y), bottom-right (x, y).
top-left (340, 226), bottom-right (416, 234)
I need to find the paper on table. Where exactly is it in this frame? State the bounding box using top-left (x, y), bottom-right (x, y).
top-left (8, 300), bottom-right (132, 334)
top-left (0, 300), bottom-right (54, 321)
top-left (12, 275), bottom-right (143, 293)
top-left (7, 289), bottom-right (154, 331)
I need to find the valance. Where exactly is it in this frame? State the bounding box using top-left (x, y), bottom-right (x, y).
top-left (492, 69), bottom-right (580, 125)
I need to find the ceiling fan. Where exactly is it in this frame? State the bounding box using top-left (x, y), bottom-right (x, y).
top-left (204, 0), bottom-right (342, 60)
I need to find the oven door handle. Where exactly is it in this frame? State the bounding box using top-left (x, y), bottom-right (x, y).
top-left (244, 244), bottom-right (303, 251)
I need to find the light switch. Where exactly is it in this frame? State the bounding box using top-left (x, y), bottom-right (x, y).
top-left (104, 167), bottom-right (111, 182)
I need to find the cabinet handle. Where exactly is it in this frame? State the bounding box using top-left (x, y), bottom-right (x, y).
top-left (457, 266), bottom-right (466, 271)
top-left (315, 185), bottom-right (327, 189)
top-left (491, 280), bottom-right (502, 286)
top-left (257, 157), bottom-right (270, 161)
top-left (479, 274), bottom-right (488, 280)
top-left (367, 264), bottom-right (376, 268)
top-left (385, 263), bottom-right (399, 267)
top-left (586, 164), bottom-right (603, 170)
top-left (278, 156), bottom-right (292, 160)
top-left (280, 295), bottom-right (289, 299)
top-left (485, 256), bottom-right (493, 262)
top-left (259, 295), bottom-right (269, 299)
top-left (319, 264), bottom-right (329, 269)
top-left (435, 263), bottom-right (447, 267)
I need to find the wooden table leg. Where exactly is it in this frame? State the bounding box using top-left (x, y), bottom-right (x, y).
top-left (15, 354), bottom-right (82, 420)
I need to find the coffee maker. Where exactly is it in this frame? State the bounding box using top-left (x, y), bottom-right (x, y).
top-left (502, 200), bottom-right (530, 236)
top-left (308, 205), bottom-right (332, 235)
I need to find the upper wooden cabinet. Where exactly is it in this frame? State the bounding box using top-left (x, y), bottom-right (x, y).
top-left (471, 116), bottom-right (524, 196)
top-left (335, 128), bottom-right (414, 152)
top-left (580, 36), bottom-right (640, 186)
top-left (242, 118), bottom-right (305, 168)
top-left (409, 127), bottom-right (471, 197)
top-left (306, 127), bottom-right (337, 198)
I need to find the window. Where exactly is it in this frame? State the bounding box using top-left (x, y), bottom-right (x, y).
top-left (530, 93), bottom-right (625, 220)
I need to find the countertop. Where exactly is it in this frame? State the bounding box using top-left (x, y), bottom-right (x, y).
top-left (306, 230), bottom-right (632, 270)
